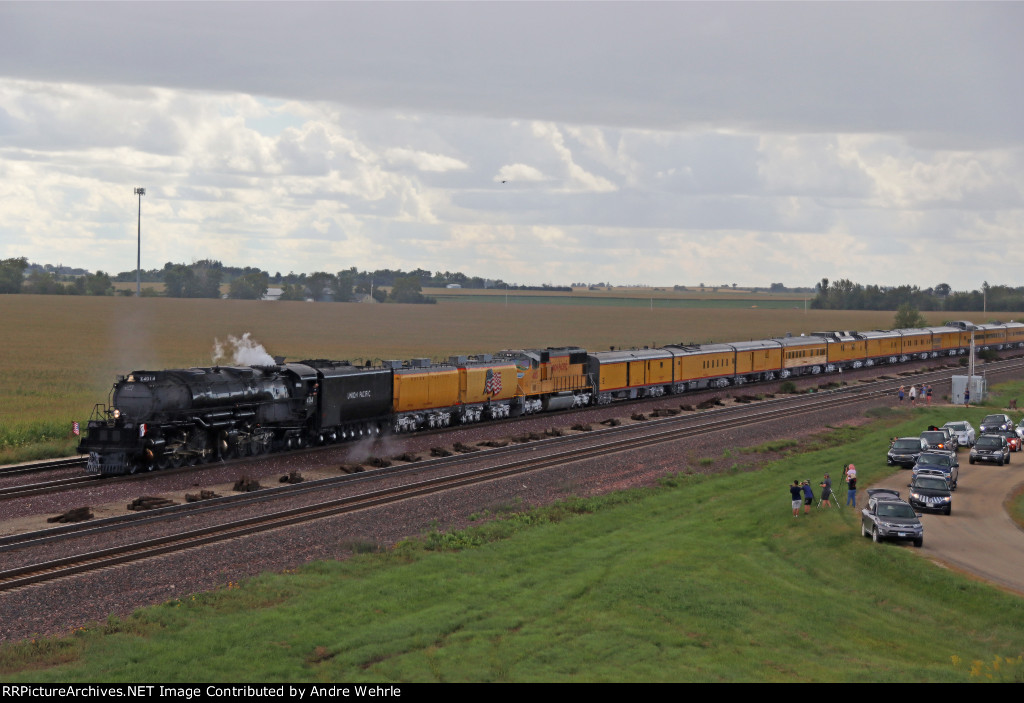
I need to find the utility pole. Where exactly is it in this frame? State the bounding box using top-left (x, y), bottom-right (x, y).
top-left (134, 187), bottom-right (146, 296)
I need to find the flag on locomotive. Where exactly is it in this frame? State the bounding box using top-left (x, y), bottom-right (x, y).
top-left (484, 368), bottom-right (502, 396)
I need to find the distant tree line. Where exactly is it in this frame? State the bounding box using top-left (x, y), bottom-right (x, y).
top-left (3, 259), bottom-right (507, 303)
top-left (810, 278), bottom-right (1024, 312)
top-left (1, 257), bottom-right (114, 296)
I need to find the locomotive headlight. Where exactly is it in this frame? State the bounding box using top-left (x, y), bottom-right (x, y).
top-left (113, 409), bottom-right (121, 419)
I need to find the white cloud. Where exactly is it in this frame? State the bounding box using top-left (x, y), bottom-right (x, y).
top-left (1, 3), bottom-right (1023, 290)
top-left (384, 148), bottom-right (468, 173)
top-left (530, 122), bottom-right (617, 193)
top-left (495, 163), bottom-right (546, 183)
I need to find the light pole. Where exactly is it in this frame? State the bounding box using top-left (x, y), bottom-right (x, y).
top-left (134, 187), bottom-right (145, 296)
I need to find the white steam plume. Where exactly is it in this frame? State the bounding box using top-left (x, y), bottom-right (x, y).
top-left (212, 333), bottom-right (276, 366)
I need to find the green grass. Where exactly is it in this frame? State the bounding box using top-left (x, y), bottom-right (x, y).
top-left (0, 421), bottom-right (81, 465)
top-left (981, 378), bottom-right (1024, 411)
top-left (2, 403), bottom-right (1023, 682)
top-left (740, 438), bottom-right (800, 454)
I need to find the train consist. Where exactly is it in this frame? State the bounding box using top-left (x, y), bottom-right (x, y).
top-left (79, 320), bottom-right (1024, 475)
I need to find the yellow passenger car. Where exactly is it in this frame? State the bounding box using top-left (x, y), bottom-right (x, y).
top-left (976, 324), bottom-right (1008, 349)
top-left (924, 326), bottom-right (968, 356)
top-left (1003, 322), bottom-right (1024, 347)
top-left (778, 336), bottom-right (828, 374)
top-left (816, 332), bottom-right (867, 368)
top-left (857, 330), bottom-right (903, 363)
top-left (895, 329), bottom-right (932, 359)
top-left (664, 344), bottom-right (737, 391)
top-left (724, 340), bottom-right (782, 381)
top-left (587, 348), bottom-right (674, 403)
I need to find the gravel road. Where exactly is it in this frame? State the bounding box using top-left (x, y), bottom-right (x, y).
top-left (869, 459), bottom-right (1024, 595)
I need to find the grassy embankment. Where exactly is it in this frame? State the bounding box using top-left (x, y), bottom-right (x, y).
top-left (1, 398), bottom-right (1022, 681)
top-left (2, 294), bottom-right (1009, 466)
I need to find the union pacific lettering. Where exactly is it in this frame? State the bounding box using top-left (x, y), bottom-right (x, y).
top-left (347, 390), bottom-right (372, 399)
top-left (548, 356), bottom-right (570, 373)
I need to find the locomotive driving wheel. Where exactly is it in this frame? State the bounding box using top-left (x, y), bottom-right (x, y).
top-left (185, 429), bottom-right (208, 465)
top-left (254, 431), bottom-right (272, 454)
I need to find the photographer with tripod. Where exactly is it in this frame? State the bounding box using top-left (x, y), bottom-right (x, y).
top-left (817, 473), bottom-right (836, 508)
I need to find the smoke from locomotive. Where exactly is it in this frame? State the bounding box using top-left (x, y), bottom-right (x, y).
top-left (213, 332), bottom-right (276, 366)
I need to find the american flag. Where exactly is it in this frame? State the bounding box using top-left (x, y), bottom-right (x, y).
top-left (72, 421), bottom-right (80, 436)
top-left (484, 368), bottom-right (502, 396)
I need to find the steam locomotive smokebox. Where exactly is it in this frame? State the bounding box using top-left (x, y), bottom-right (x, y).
top-left (304, 361), bottom-right (394, 425)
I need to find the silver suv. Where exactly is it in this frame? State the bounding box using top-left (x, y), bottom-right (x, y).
top-left (943, 421), bottom-right (975, 448)
top-left (861, 488), bottom-right (923, 548)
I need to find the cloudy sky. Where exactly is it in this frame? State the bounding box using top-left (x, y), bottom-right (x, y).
top-left (0, 2), bottom-right (1021, 289)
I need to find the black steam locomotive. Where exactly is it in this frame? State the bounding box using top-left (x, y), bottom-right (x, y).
top-left (79, 360), bottom-right (392, 474)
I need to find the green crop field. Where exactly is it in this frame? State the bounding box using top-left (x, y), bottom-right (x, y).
top-left (0, 294), bottom-right (1015, 464)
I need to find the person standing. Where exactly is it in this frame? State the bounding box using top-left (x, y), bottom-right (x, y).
top-left (964, 385), bottom-right (970, 407)
top-left (926, 384), bottom-right (933, 406)
top-left (909, 385), bottom-right (917, 406)
top-left (898, 385), bottom-right (905, 403)
top-left (845, 464), bottom-right (858, 508)
top-left (802, 480), bottom-right (814, 515)
top-left (791, 480), bottom-right (803, 518)
top-left (819, 473), bottom-right (833, 508)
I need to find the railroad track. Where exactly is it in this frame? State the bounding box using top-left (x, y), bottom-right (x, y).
top-left (0, 475), bottom-right (101, 500)
top-left (0, 456), bottom-right (86, 478)
top-left (0, 366), bottom-right (984, 592)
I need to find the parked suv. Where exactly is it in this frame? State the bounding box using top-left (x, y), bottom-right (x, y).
top-left (861, 489), bottom-right (923, 548)
top-left (887, 437), bottom-right (926, 468)
top-left (920, 428), bottom-right (956, 452)
top-left (970, 434), bottom-right (1011, 465)
top-left (912, 452), bottom-right (959, 489)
